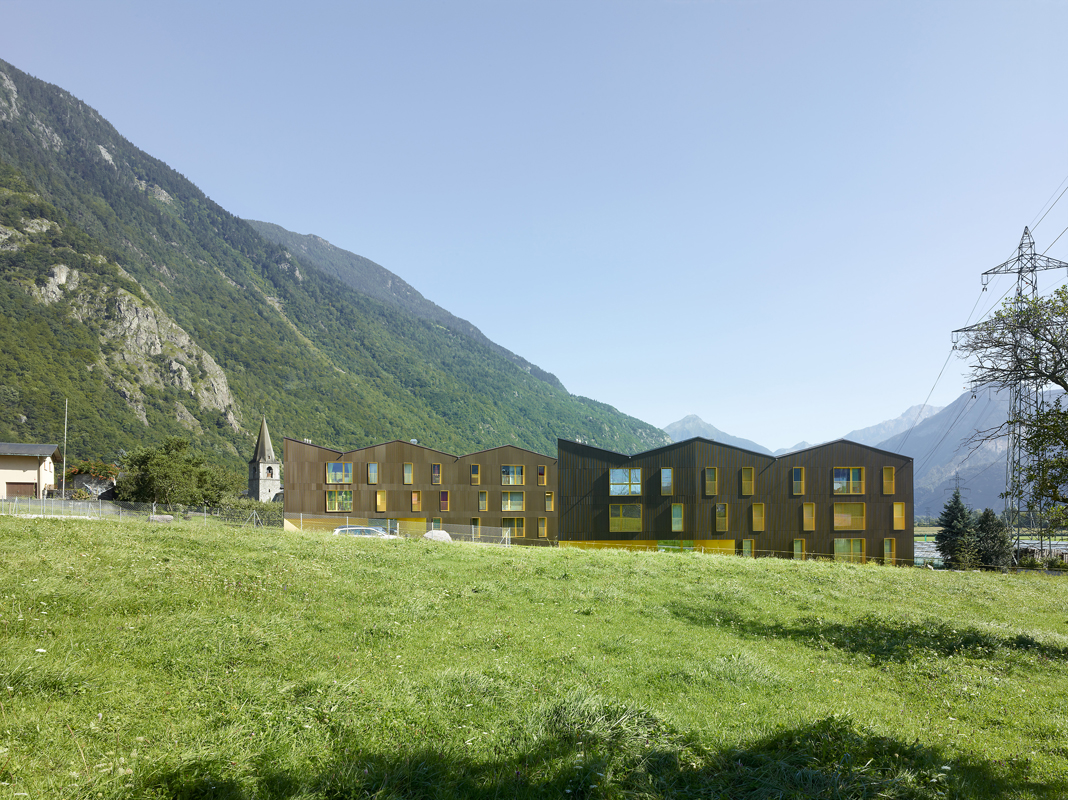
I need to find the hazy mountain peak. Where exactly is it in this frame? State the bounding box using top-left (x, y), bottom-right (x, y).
top-left (662, 415), bottom-right (772, 455)
top-left (843, 404), bottom-right (944, 447)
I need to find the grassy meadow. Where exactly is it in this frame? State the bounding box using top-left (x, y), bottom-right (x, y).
top-left (2, 516), bottom-right (1067, 799)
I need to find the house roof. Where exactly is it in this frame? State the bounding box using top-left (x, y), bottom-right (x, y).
top-left (250, 417), bottom-right (277, 463)
top-left (0, 443), bottom-right (60, 458)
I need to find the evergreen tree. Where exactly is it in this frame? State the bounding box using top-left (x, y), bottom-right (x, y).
top-left (974, 507), bottom-right (1013, 570)
top-left (935, 488), bottom-right (977, 569)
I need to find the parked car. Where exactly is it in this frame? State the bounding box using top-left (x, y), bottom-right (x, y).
top-left (332, 525), bottom-right (399, 539)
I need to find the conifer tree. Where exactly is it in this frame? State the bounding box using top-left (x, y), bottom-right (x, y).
top-left (974, 507), bottom-right (1013, 570)
top-left (935, 488), bottom-right (977, 569)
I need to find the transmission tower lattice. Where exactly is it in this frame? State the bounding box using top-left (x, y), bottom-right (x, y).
top-left (952, 227), bottom-right (1068, 554)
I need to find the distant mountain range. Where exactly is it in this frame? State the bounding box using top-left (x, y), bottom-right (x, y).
top-left (662, 416), bottom-right (772, 454)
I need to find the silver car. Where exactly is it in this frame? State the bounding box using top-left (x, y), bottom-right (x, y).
top-left (332, 525), bottom-right (399, 539)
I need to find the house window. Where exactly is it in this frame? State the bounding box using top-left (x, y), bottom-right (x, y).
top-left (538, 517), bottom-right (547, 538)
top-left (893, 502), bottom-right (906, 530)
top-left (367, 463), bottom-right (379, 485)
top-left (431, 464), bottom-right (441, 485)
top-left (834, 538), bottom-right (866, 563)
top-left (411, 491), bottom-right (421, 512)
top-left (403, 463), bottom-right (413, 485)
top-left (502, 491), bottom-right (524, 512)
top-left (439, 491), bottom-right (450, 512)
top-left (705, 467), bottom-right (717, 496)
top-left (326, 462), bottom-right (352, 485)
top-left (833, 502), bottom-right (866, 530)
top-left (609, 504), bottom-right (642, 532)
top-left (538, 465), bottom-right (547, 485)
top-left (792, 467), bottom-right (805, 495)
top-left (502, 517), bottom-right (524, 538)
top-left (431, 518), bottom-right (442, 530)
top-left (609, 468), bottom-right (642, 496)
top-left (471, 518), bottom-right (481, 538)
top-left (375, 490), bottom-right (386, 513)
top-left (671, 503), bottom-right (683, 532)
top-left (502, 465), bottom-right (525, 485)
top-left (752, 503), bottom-right (765, 532)
top-left (741, 467), bottom-right (754, 496)
top-left (715, 503), bottom-right (728, 533)
top-left (833, 467), bottom-right (864, 494)
top-left (545, 492), bottom-right (554, 512)
top-left (471, 464), bottom-right (480, 485)
top-left (884, 537), bottom-right (896, 564)
top-left (478, 491), bottom-right (487, 512)
top-left (661, 468), bottom-right (673, 495)
top-left (883, 466), bottom-right (895, 495)
top-left (803, 502), bottom-right (816, 532)
top-left (741, 539), bottom-right (754, 557)
top-left (326, 490), bottom-right (352, 512)
top-left (793, 538), bottom-right (805, 560)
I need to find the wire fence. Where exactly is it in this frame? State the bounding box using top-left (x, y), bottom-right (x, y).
top-left (283, 513), bottom-right (559, 547)
top-left (0, 496), bottom-right (284, 528)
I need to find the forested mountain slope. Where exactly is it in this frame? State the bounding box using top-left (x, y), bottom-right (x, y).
top-left (0, 58), bottom-right (669, 467)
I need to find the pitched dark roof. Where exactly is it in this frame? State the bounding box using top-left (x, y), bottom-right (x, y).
top-left (0, 443), bottom-right (60, 458)
top-left (250, 418), bottom-right (277, 463)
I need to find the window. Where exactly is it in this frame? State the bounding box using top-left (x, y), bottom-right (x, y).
top-left (502, 491), bottom-right (524, 512)
top-left (833, 467), bottom-right (864, 494)
top-left (792, 467), bottom-right (805, 495)
top-left (609, 468), bottom-right (642, 496)
top-left (893, 502), bottom-right (906, 531)
top-left (833, 502), bottom-right (866, 530)
top-left (884, 537), bottom-right (896, 564)
top-left (661, 468), bottom-right (673, 495)
top-left (741, 467), bottom-right (754, 496)
top-left (803, 502), bottom-right (816, 532)
top-left (538, 517), bottom-right (547, 538)
top-left (478, 491), bottom-right (487, 512)
top-left (411, 491), bottom-right (421, 512)
top-left (834, 538), bottom-right (866, 563)
top-left (752, 503), bottom-right (765, 532)
top-left (471, 518), bottom-right (481, 538)
top-left (671, 503), bottom-right (683, 532)
top-left (431, 518), bottom-right (442, 530)
top-left (502, 517), bottom-right (524, 538)
top-left (326, 462), bottom-right (352, 485)
top-left (883, 466), bottom-right (895, 495)
top-left (439, 491), bottom-right (450, 512)
top-left (326, 490), bottom-right (352, 512)
top-left (375, 490), bottom-right (386, 513)
top-left (403, 463), bottom-right (413, 485)
top-left (431, 463), bottom-right (441, 485)
top-left (609, 504), bottom-right (642, 532)
top-left (741, 539), bottom-right (754, 557)
top-left (793, 538), bottom-right (806, 560)
top-left (715, 503), bottom-right (728, 533)
top-left (545, 492), bottom-right (554, 512)
top-left (471, 464), bottom-right (480, 485)
top-left (538, 465), bottom-right (547, 485)
top-left (367, 463), bottom-right (379, 485)
top-left (502, 465), bottom-right (524, 485)
top-left (705, 467), bottom-right (717, 496)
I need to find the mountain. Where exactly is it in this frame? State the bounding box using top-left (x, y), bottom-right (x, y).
top-left (843, 404), bottom-right (943, 447)
top-left (662, 415), bottom-right (772, 454)
top-left (0, 58), bottom-right (671, 467)
top-left (773, 442), bottom-right (812, 456)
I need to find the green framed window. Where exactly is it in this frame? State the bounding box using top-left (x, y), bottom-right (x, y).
top-left (671, 503), bottom-right (683, 532)
top-left (609, 468), bottom-right (642, 496)
top-left (367, 462), bottom-right (379, 485)
top-left (326, 462), bottom-right (352, 485)
top-left (715, 502), bottom-right (728, 533)
top-left (834, 538), bottom-right (866, 563)
top-left (792, 467), bottom-right (805, 495)
top-left (793, 538), bottom-right (805, 560)
top-left (705, 467), bottom-right (717, 495)
top-left (502, 491), bottom-right (524, 512)
top-left (431, 518), bottom-right (442, 530)
top-left (609, 504), bottom-right (642, 532)
top-left (661, 468), bottom-right (673, 495)
top-left (833, 467), bottom-right (864, 494)
top-left (502, 465), bottom-right (525, 485)
top-left (326, 490), bottom-right (352, 512)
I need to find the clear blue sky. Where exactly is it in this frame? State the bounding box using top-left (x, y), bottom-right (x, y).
top-left (5, 0), bottom-right (1068, 450)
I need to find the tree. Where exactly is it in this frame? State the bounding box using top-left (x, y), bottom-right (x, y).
top-left (974, 507), bottom-right (1013, 570)
top-left (115, 437), bottom-right (244, 506)
top-left (935, 488), bottom-right (977, 569)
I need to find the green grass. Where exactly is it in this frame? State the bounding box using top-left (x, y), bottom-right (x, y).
top-left (3, 517), bottom-right (1068, 799)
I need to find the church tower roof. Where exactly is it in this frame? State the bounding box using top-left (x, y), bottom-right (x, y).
top-left (251, 417), bottom-right (276, 463)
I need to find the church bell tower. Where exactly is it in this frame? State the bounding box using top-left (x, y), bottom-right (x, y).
top-left (248, 417), bottom-right (281, 502)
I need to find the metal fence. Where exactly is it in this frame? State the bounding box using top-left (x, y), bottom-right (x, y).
top-left (283, 513), bottom-right (541, 546)
top-left (0, 497), bottom-right (284, 528)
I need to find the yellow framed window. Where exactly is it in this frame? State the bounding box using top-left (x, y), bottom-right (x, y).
top-left (661, 468), bottom-right (673, 496)
top-left (375, 490), bottom-right (386, 513)
top-left (439, 491), bottom-right (450, 512)
top-left (834, 538), bottom-right (866, 563)
top-left (538, 465), bottom-right (547, 486)
top-left (326, 490), bottom-right (352, 512)
top-left (671, 503), bottom-right (683, 533)
top-left (502, 491), bottom-right (524, 512)
top-left (326, 462), bottom-right (353, 485)
top-left (431, 518), bottom-right (442, 530)
top-left (411, 491), bottom-right (421, 512)
top-left (803, 502), bottom-right (816, 532)
top-left (403, 463), bottom-right (413, 485)
top-left (609, 504), bottom-right (642, 533)
top-left (793, 538), bottom-right (805, 560)
top-left (741, 467), bottom-right (754, 496)
top-left (470, 464), bottom-right (480, 485)
top-left (502, 517), bottom-right (524, 538)
top-left (893, 502), bottom-right (906, 530)
top-left (478, 491), bottom-right (487, 512)
top-left (752, 503), bottom-right (765, 532)
top-left (741, 539), bottom-right (754, 557)
top-left (538, 517), bottom-right (547, 538)
top-left (367, 463), bottom-right (379, 485)
top-left (883, 466), bottom-right (895, 495)
top-left (545, 492), bottom-right (554, 512)
top-left (833, 467), bottom-right (864, 494)
top-left (833, 502), bottom-right (866, 530)
top-left (609, 468), bottom-right (642, 496)
top-left (884, 537), bottom-right (896, 564)
top-left (705, 467), bottom-right (717, 496)
top-left (471, 518), bottom-right (481, 538)
top-left (792, 467), bottom-right (805, 495)
top-left (502, 465), bottom-right (525, 485)
top-left (715, 503), bottom-right (728, 533)
top-left (431, 464), bottom-right (441, 485)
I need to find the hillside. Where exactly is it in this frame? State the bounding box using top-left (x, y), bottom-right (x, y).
top-left (4, 516), bottom-right (1067, 798)
top-left (0, 58), bottom-right (670, 467)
